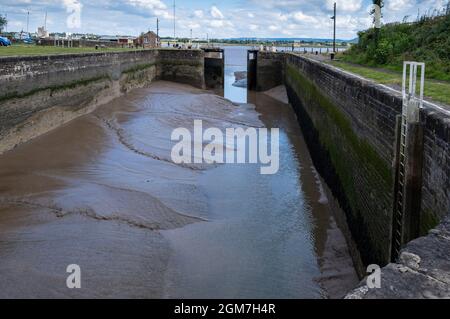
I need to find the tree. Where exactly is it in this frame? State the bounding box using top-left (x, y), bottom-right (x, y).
top-left (0, 15), bottom-right (7, 33)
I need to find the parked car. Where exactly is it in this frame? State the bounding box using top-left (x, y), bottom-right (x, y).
top-left (0, 36), bottom-right (11, 46)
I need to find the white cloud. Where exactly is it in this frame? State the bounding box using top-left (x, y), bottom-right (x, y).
top-left (127, 0), bottom-right (167, 10)
top-left (194, 10), bottom-right (204, 18)
top-left (209, 19), bottom-right (233, 28)
top-left (187, 22), bottom-right (201, 29)
top-left (292, 11), bottom-right (318, 24)
top-left (269, 25), bottom-right (279, 31)
top-left (326, 0), bottom-right (363, 12)
top-left (281, 29), bottom-right (293, 35)
top-left (276, 13), bottom-right (289, 21)
top-left (127, 0), bottom-right (171, 19)
top-left (387, 0), bottom-right (416, 11)
top-left (210, 6), bottom-right (224, 19)
top-left (154, 9), bottom-right (172, 19)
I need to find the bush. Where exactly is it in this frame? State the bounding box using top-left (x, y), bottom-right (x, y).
top-left (343, 9), bottom-right (450, 81)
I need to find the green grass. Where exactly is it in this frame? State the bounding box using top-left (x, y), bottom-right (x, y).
top-left (343, 12), bottom-right (450, 82)
top-left (0, 44), bottom-right (146, 57)
top-left (328, 60), bottom-right (450, 106)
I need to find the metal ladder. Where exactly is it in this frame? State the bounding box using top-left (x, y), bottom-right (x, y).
top-left (392, 62), bottom-right (425, 260)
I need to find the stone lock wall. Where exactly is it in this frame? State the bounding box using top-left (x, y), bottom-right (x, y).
top-left (284, 54), bottom-right (398, 266)
top-left (251, 50), bottom-right (450, 296)
top-left (248, 51), bottom-right (285, 92)
top-left (0, 49), bottom-right (207, 154)
top-left (203, 49), bottom-right (225, 90)
top-left (157, 49), bottom-right (205, 89)
top-left (278, 53), bottom-right (450, 267)
top-left (419, 108), bottom-right (450, 235)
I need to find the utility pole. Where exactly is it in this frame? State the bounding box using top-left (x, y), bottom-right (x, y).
top-left (44, 11), bottom-right (47, 30)
top-left (190, 28), bottom-right (192, 43)
top-left (156, 18), bottom-right (159, 46)
top-left (331, 2), bottom-right (336, 53)
top-left (173, 0), bottom-right (176, 40)
top-left (27, 11), bottom-right (29, 34)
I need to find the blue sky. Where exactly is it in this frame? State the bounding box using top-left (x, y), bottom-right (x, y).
top-left (1, 0), bottom-right (448, 39)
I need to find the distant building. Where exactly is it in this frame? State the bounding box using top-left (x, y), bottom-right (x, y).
top-left (118, 36), bottom-right (135, 48)
top-left (99, 35), bottom-right (119, 42)
top-left (98, 35), bottom-right (135, 47)
top-left (134, 31), bottom-right (160, 48)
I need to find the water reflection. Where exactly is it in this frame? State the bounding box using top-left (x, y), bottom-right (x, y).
top-left (223, 46), bottom-right (248, 104)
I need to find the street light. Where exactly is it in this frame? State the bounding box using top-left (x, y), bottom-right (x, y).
top-left (330, 2), bottom-right (336, 54)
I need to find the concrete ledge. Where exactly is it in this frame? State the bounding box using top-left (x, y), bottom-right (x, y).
top-left (346, 215), bottom-right (450, 299)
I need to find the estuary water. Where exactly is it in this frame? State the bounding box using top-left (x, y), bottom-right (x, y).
top-left (163, 46), bottom-right (358, 298)
top-left (0, 46), bottom-right (358, 298)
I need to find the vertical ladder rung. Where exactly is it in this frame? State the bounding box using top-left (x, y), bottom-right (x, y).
top-left (393, 61), bottom-right (425, 261)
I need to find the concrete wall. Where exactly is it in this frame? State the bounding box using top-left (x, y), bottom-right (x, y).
top-left (248, 51), bottom-right (285, 92)
top-left (419, 107), bottom-right (450, 235)
top-left (203, 49), bottom-right (225, 90)
top-left (247, 50), bottom-right (258, 91)
top-left (157, 49), bottom-right (205, 89)
top-left (346, 215), bottom-right (450, 299)
top-left (0, 49), bottom-right (206, 154)
top-left (285, 54), bottom-right (397, 266)
top-left (280, 53), bottom-right (450, 267)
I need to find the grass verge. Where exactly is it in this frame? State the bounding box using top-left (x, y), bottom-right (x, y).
top-left (328, 60), bottom-right (450, 106)
top-left (0, 44), bottom-right (145, 57)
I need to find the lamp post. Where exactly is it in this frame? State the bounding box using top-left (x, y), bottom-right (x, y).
top-left (331, 2), bottom-right (336, 53)
top-left (156, 18), bottom-right (159, 47)
top-left (173, 0), bottom-right (176, 40)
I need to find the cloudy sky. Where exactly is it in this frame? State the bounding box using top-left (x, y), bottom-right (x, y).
top-left (1, 0), bottom-right (448, 39)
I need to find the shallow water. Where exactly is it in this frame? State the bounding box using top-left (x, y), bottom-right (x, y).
top-left (223, 46), bottom-right (249, 104)
top-left (162, 47), bottom-right (357, 298)
top-left (162, 96), bottom-right (324, 298)
top-left (0, 47), bottom-right (357, 298)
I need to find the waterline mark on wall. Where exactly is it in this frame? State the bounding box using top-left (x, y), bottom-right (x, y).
top-left (171, 120), bottom-right (280, 175)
